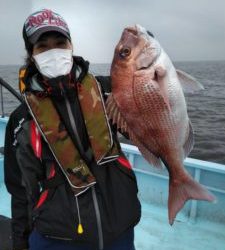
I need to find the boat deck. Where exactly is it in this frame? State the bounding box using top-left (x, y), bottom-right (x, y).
top-left (1, 182), bottom-right (224, 250)
top-left (135, 202), bottom-right (225, 250)
top-left (0, 118), bottom-right (225, 249)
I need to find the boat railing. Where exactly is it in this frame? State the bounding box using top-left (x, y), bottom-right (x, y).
top-left (121, 143), bottom-right (225, 224)
top-left (0, 77), bottom-right (23, 118)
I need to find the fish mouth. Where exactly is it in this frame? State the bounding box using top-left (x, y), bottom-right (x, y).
top-left (125, 26), bottom-right (138, 36)
top-left (130, 25), bottom-right (161, 71)
top-left (125, 25), bottom-right (149, 37)
top-left (123, 25), bottom-right (161, 71)
top-left (137, 63), bottom-right (153, 71)
top-left (125, 24), bottom-right (154, 40)
top-left (137, 47), bottom-right (161, 71)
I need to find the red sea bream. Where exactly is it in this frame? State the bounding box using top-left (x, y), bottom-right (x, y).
top-left (106, 24), bottom-right (215, 225)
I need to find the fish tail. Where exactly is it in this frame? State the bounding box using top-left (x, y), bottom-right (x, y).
top-left (168, 176), bottom-right (216, 225)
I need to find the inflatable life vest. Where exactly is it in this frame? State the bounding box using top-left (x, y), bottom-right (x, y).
top-left (19, 67), bottom-right (120, 195)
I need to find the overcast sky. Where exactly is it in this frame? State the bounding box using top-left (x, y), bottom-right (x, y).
top-left (0, 0), bottom-right (225, 65)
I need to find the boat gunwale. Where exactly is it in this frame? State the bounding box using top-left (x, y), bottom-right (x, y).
top-left (121, 143), bottom-right (225, 174)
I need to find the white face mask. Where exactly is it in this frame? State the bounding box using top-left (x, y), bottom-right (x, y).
top-left (33, 48), bottom-right (73, 78)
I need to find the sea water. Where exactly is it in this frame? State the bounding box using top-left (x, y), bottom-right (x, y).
top-left (1, 61), bottom-right (225, 164)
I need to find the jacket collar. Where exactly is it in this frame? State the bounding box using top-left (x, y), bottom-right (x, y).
top-left (24, 56), bottom-right (89, 95)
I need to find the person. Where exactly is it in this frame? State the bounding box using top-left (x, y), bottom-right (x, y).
top-left (4, 9), bottom-right (141, 250)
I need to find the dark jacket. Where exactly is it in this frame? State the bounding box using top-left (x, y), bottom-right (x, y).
top-left (4, 57), bottom-right (141, 250)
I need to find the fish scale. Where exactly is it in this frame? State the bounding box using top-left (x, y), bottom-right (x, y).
top-left (137, 82), bottom-right (181, 154)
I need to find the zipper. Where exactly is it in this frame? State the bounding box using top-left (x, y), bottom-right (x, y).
top-left (92, 186), bottom-right (104, 250)
top-left (61, 85), bottom-right (84, 153)
top-left (45, 186), bottom-right (104, 247)
top-left (61, 84), bottom-right (104, 248)
top-left (61, 83), bottom-right (93, 164)
top-left (62, 85), bottom-right (104, 248)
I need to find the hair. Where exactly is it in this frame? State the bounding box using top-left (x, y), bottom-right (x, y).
top-left (23, 25), bottom-right (34, 66)
top-left (24, 48), bottom-right (34, 66)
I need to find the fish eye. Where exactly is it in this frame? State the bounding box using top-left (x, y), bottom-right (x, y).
top-left (119, 47), bottom-right (131, 58)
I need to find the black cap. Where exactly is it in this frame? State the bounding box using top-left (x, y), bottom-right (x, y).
top-left (23, 9), bottom-right (71, 51)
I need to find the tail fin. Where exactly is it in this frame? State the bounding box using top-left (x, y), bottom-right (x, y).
top-left (168, 177), bottom-right (216, 225)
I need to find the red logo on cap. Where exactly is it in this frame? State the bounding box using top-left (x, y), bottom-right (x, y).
top-left (28, 9), bottom-right (67, 29)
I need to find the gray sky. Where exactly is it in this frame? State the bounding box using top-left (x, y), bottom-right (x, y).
top-left (0, 0), bottom-right (225, 64)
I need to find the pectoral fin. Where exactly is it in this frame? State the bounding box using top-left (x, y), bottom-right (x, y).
top-left (106, 94), bottom-right (165, 169)
top-left (155, 66), bottom-right (171, 112)
top-left (176, 69), bottom-right (204, 93)
top-left (106, 94), bottom-right (129, 134)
